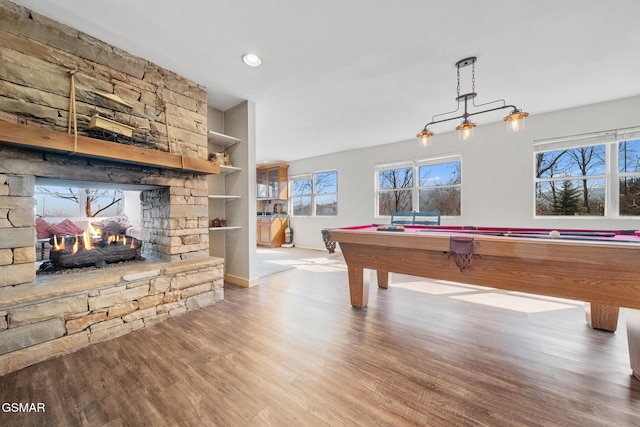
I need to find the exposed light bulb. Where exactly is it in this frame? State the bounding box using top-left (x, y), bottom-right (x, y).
top-left (504, 110), bottom-right (529, 133)
top-left (416, 129), bottom-right (434, 147)
top-left (456, 120), bottom-right (476, 141)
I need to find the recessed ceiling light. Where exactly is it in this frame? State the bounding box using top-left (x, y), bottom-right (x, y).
top-left (242, 53), bottom-right (262, 67)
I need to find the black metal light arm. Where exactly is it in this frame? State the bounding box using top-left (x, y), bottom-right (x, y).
top-left (420, 104), bottom-right (519, 132)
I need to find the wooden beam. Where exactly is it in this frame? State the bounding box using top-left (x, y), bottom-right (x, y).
top-left (0, 121), bottom-right (219, 175)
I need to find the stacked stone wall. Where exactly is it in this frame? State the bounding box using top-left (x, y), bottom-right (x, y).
top-left (0, 257), bottom-right (224, 376)
top-left (141, 183), bottom-right (209, 261)
top-left (0, 174), bottom-right (36, 286)
top-left (0, 1), bottom-right (225, 378)
top-left (0, 0), bottom-right (208, 159)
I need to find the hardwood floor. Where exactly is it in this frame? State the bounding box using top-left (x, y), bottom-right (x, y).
top-left (2, 253), bottom-right (640, 426)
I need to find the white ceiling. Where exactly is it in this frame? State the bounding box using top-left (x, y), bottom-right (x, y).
top-left (10, 0), bottom-right (640, 163)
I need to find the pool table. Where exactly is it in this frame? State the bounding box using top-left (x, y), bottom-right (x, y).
top-left (324, 224), bottom-right (640, 378)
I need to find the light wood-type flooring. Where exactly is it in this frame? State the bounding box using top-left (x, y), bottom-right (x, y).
top-left (2, 251), bottom-right (640, 426)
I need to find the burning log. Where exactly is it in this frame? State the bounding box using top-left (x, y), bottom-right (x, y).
top-left (48, 233), bottom-right (142, 269)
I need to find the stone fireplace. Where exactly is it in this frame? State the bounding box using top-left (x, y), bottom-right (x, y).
top-left (0, 135), bottom-right (225, 377)
top-left (0, 0), bottom-right (226, 376)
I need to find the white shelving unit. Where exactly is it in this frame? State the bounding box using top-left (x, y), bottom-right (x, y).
top-left (207, 131), bottom-right (242, 252)
top-left (208, 196), bottom-right (241, 231)
top-left (208, 130), bottom-right (241, 148)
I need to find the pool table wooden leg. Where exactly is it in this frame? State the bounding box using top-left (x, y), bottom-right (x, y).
top-left (585, 302), bottom-right (619, 332)
top-left (626, 309), bottom-right (640, 380)
top-left (376, 270), bottom-right (389, 289)
top-left (347, 265), bottom-right (369, 308)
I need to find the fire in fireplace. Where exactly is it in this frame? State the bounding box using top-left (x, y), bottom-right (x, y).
top-left (42, 223), bottom-right (143, 271)
top-left (33, 179), bottom-right (148, 273)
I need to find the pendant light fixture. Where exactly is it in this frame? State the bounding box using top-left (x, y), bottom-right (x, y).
top-left (417, 56), bottom-right (528, 146)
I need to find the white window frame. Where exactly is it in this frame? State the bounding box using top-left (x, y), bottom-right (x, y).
top-left (313, 170), bottom-right (338, 216)
top-left (374, 155), bottom-right (462, 218)
top-left (533, 126), bottom-right (640, 218)
top-left (289, 170), bottom-right (338, 217)
top-left (374, 160), bottom-right (414, 217)
top-left (290, 174), bottom-right (313, 217)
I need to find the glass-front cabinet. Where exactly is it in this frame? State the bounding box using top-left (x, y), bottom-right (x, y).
top-left (268, 168), bottom-right (279, 199)
top-left (257, 169), bottom-right (268, 199)
top-left (257, 164), bottom-right (288, 200)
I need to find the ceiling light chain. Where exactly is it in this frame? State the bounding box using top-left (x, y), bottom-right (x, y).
top-left (417, 56), bottom-right (529, 147)
top-left (471, 61), bottom-right (475, 96)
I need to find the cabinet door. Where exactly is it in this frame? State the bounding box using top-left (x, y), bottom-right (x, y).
top-left (260, 220), bottom-right (271, 244)
top-left (256, 218), bottom-right (261, 240)
top-left (270, 217), bottom-right (288, 247)
top-left (268, 168), bottom-right (279, 199)
top-left (257, 170), bottom-right (268, 199)
top-left (278, 166), bottom-right (288, 200)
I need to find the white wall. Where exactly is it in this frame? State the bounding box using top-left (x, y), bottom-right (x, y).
top-left (287, 95), bottom-right (640, 250)
top-left (123, 191), bottom-right (141, 227)
top-left (223, 101), bottom-right (258, 284)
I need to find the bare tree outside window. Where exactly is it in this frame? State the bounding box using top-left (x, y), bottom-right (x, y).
top-left (315, 171), bottom-right (338, 215)
top-left (567, 146), bottom-right (605, 213)
top-left (35, 186), bottom-right (123, 218)
top-left (535, 145), bottom-right (605, 216)
top-left (377, 167), bottom-right (412, 216)
top-left (418, 161), bottom-right (461, 215)
top-left (535, 149), bottom-right (566, 213)
top-left (291, 172), bottom-right (339, 216)
top-left (291, 178), bottom-right (312, 216)
top-left (619, 139), bottom-right (640, 216)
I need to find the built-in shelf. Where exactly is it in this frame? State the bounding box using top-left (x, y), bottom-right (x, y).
top-left (208, 195), bottom-right (241, 200)
top-left (220, 165), bottom-right (242, 175)
top-left (207, 128), bottom-right (244, 262)
top-left (209, 226), bottom-right (242, 231)
top-left (208, 130), bottom-right (241, 148)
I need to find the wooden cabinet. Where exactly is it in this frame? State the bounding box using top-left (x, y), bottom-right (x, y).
top-left (257, 164), bottom-right (288, 200)
top-left (257, 217), bottom-right (270, 246)
top-left (257, 216), bottom-right (288, 247)
top-left (276, 166), bottom-right (288, 200)
top-left (257, 169), bottom-right (268, 199)
top-left (268, 168), bottom-right (279, 198)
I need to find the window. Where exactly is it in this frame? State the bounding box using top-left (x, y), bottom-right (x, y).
top-left (376, 157), bottom-right (461, 217)
top-left (35, 186), bottom-right (123, 218)
top-left (418, 161), bottom-right (461, 215)
top-left (535, 145), bottom-right (606, 216)
top-left (534, 127), bottom-right (640, 217)
top-left (315, 171), bottom-right (338, 215)
top-left (377, 165), bottom-right (413, 216)
top-left (619, 139), bottom-right (640, 216)
top-left (291, 171), bottom-right (338, 216)
top-left (291, 177), bottom-right (312, 216)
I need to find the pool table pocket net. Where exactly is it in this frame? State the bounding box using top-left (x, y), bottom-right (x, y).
top-left (449, 236), bottom-right (475, 272)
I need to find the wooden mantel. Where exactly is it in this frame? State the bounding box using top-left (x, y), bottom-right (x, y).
top-left (0, 121), bottom-right (220, 175)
